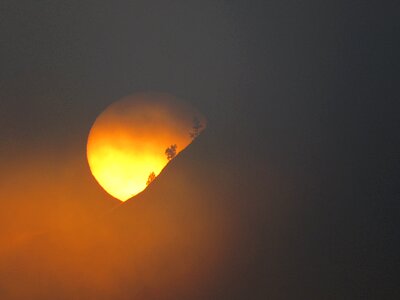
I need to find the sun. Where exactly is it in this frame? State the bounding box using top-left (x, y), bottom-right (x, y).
top-left (87, 92), bottom-right (206, 201)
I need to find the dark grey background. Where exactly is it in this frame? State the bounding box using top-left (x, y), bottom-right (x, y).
top-left (1, 1), bottom-right (399, 299)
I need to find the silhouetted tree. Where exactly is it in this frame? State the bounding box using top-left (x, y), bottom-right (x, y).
top-left (165, 144), bottom-right (177, 160)
top-left (190, 116), bottom-right (203, 140)
top-left (146, 172), bottom-right (156, 185)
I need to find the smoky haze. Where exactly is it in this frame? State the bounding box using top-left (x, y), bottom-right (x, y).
top-left (0, 1), bottom-right (399, 299)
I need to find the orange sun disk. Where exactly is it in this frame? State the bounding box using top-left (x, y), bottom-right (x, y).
top-left (87, 93), bottom-right (206, 201)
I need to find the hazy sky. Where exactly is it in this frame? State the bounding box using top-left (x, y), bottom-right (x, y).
top-left (0, 1), bottom-right (399, 299)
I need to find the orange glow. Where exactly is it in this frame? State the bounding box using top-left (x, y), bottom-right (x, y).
top-left (87, 92), bottom-right (206, 201)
